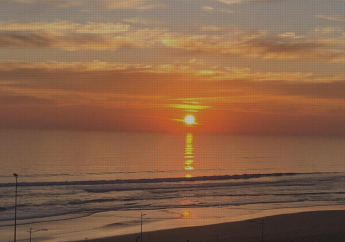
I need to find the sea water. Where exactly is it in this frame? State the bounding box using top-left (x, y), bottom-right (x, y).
top-left (0, 129), bottom-right (344, 241)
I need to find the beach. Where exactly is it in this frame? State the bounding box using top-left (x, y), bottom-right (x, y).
top-left (85, 210), bottom-right (345, 242)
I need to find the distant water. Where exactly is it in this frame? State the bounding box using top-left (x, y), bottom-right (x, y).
top-left (0, 129), bottom-right (344, 241)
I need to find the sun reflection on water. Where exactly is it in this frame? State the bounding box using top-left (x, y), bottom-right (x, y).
top-left (184, 133), bottom-right (194, 178)
top-left (182, 209), bottom-right (194, 219)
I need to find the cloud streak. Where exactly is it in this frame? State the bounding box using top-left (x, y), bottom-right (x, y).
top-left (0, 21), bottom-right (343, 62)
top-left (7, 0), bottom-right (164, 9)
top-left (0, 21), bottom-right (166, 50)
top-left (315, 15), bottom-right (345, 22)
top-left (202, 6), bottom-right (233, 14)
top-left (217, 0), bottom-right (288, 4)
top-left (0, 60), bottom-right (320, 83)
top-left (160, 30), bottom-right (345, 62)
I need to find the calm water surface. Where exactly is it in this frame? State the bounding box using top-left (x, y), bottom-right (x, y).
top-left (0, 129), bottom-right (344, 241)
top-left (1, 129), bottom-right (344, 182)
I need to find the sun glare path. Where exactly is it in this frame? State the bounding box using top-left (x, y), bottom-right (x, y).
top-left (184, 133), bottom-right (194, 178)
top-left (184, 115), bottom-right (195, 125)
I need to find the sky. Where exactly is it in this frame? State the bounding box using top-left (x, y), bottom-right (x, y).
top-left (0, 0), bottom-right (344, 135)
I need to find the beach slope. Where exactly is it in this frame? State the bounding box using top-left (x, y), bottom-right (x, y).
top-left (85, 210), bottom-right (345, 242)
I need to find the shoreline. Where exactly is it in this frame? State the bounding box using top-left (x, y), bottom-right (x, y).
top-left (2, 205), bottom-right (344, 241)
top-left (74, 207), bottom-right (345, 242)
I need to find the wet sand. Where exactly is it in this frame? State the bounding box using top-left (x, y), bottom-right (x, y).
top-left (84, 210), bottom-right (345, 242)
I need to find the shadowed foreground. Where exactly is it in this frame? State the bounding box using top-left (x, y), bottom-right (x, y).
top-left (82, 210), bottom-right (345, 242)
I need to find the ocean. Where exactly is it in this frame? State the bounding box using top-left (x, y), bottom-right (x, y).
top-left (0, 129), bottom-right (344, 241)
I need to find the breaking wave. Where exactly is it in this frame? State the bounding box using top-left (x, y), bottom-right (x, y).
top-left (0, 172), bottom-right (323, 187)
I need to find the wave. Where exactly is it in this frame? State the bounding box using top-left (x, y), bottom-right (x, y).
top-left (84, 179), bottom-right (318, 193)
top-left (4, 190), bottom-right (344, 211)
top-left (52, 191), bottom-right (345, 207)
top-left (0, 172), bottom-right (322, 187)
top-left (0, 168), bottom-right (224, 179)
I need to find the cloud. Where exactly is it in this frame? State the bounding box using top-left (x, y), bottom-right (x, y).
top-left (159, 29), bottom-right (345, 62)
top-left (167, 103), bottom-right (212, 110)
top-left (316, 15), bottom-right (345, 22)
top-left (202, 6), bottom-right (233, 14)
top-left (0, 60), bottom-right (342, 94)
top-left (0, 94), bottom-right (55, 105)
top-left (0, 21), bottom-right (167, 50)
top-left (8, 0), bottom-right (82, 7)
top-left (200, 25), bottom-right (224, 32)
top-left (7, 0), bottom-right (164, 9)
top-left (0, 32), bottom-right (52, 48)
top-left (1, 21), bottom-right (343, 62)
top-left (217, 0), bottom-right (287, 4)
top-left (123, 17), bottom-right (157, 25)
top-left (278, 32), bottom-right (304, 39)
top-left (2, 60), bottom-right (343, 87)
top-left (315, 27), bottom-right (343, 34)
top-left (0, 21), bottom-right (130, 34)
top-left (0, 60), bottom-right (147, 71)
top-left (0, 31), bottom-right (141, 50)
top-left (104, 0), bottom-right (164, 9)
top-left (1, 60), bottom-right (344, 134)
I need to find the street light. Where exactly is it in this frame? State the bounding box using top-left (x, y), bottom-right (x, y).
top-left (141, 212), bottom-right (146, 242)
top-left (248, 219), bottom-right (265, 242)
top-left (13, 173), bottom-right (18, 242)
top-left (27, 228), bottom-right (47, 242)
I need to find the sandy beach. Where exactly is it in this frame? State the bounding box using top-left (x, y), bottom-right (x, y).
top-left (84, 210), bottom-right (345, 242)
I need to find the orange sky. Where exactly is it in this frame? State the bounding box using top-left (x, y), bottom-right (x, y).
top-left (0, 0), bottom-right (344, 135)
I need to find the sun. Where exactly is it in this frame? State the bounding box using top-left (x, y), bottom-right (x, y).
top-left (184, 115), bottom-right (195, 125)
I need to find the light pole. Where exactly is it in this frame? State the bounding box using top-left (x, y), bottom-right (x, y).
top-left (13, 173), bottom-right (18, 242)
top-left (27, 228), bottom-right (47, 242)
top-left (141, 212), bottom-right (146, 242)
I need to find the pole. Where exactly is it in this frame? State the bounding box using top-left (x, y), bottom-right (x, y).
top-left (27, 228), bottom-right (47, 242)
top-left (141, 213), bottom-right (146, 242)
top-left (13, 173), bottom-right (18, 242)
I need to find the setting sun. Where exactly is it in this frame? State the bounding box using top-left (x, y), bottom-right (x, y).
top-left (184, 115), bottom-right (195, 125)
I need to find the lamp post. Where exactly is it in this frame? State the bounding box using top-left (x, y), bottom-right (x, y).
top-left (27, 228), bottom-right (47, 242)
top-left (13, 173), bottom-right (18, 242)
top-left (141, 212), bottom-right (146, 242)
